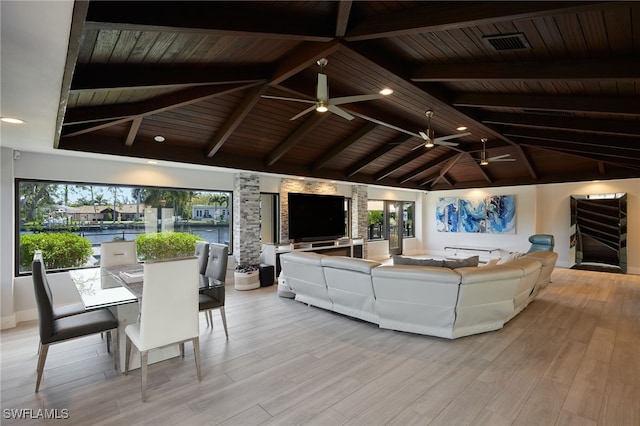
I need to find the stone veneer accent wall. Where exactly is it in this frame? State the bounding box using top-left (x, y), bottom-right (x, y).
top-left (280, 179), bottom-right (339, 242)
top-left (352, 185), bottom-right (369, 258)
top-left (233, 173), bottom-right (261, 265)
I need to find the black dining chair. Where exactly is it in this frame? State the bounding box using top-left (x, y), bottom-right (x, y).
top-left (199, 243), bottom-right (229, 336)
top-left (32, 258), bottom-right (120, 392)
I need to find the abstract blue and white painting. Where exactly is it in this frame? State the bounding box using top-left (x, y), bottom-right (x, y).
top-left (485, 195), bottom-right (516, 234)
top-left (436, 197), bottom-right (459, 232)
top-left (459, 198), bottom-right (486, 233)
top-left (436, 195), bottom-right (516, 233)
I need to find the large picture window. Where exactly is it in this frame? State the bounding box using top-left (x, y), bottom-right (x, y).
top-left (16, 179), bottom-right (232, 274)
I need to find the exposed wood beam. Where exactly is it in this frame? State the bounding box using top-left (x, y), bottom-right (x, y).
top-left (470, 155), bottom-right (494, 183)
top-left (453, 93), bottom-right (640, 116)
top-left (62, 83), bottom-right (255, 135)
top-left (504, 128), bottom-right (640, 152)
top-left (270, 41), bottom-right (341, 86)
top-left (480, 111), bottom-right (640, 138)
top-left (346, 134), bottom-right (412, 177)
top-left (58, 133), bottom-right (425, 190)
top-left (265, 113), bottom-right (331, 166)
top-left (518, 141), bottom-right (640, 169)
top-left (124, 118), bottom-right (142, 147)
top-left (205, 84), bottom-right (268, 158)
top-left (312, 122), bottom-right (378, 171)
top-left (374, 147), bottom-right (433, 181)
top-left (344, 2), bottom-right (611, 41)
top-left (335, 1), bottom-right (353, 37)
top-left (71, 64), bottom-right (268, 92)
top-left (340, 41), bottom-right (522, 148)
top-left (427, 154), bottom-right (464, 188)
top-left (412, 57), bottom-right (640, 82)
top-left (85, 2), bottom-right (335, 41)
top-left (53, 0), bottom-right (90, 149)
top-left (398, 151), bottom-right (459, 184)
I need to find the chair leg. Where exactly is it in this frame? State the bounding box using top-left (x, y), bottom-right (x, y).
top-left (124, 335), bottom-right (132, 375)
top-left (140, 351), bottom-right (148, 402)
top-left (220, 307), bottom-right (229, 338)
top-left (179, 342), bottom-right (185, 358)
top-left (204, 310), bottom-right (210, 327)
top-left (192, 337), bottom-right (202, 381)
top-left (207, 310), bottom-right (213, 328)
top-left (35, 344), bottom-right (49, 392)
top-left (106, 331), bottom-right (111, 353)
top-left (110, 329), bottom-right (119, 371)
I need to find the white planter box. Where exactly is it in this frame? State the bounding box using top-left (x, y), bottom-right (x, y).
top-left (234, 270), bottom-right (260, 290)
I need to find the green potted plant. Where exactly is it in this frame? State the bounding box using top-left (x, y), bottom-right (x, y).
top-left (135, 232), bottom-right (203, 261)
top-left (234, 263), bottom-right (260, 290)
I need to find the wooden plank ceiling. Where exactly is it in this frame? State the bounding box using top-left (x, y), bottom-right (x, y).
top-left (56, 1), bottom-right (640, 191)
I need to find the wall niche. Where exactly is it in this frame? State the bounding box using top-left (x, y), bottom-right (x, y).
top-left (570, 193), bottom-right (627, 274)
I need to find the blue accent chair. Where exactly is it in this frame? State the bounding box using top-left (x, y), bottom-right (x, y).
top-left (527, 234), bottom-right (555, 253)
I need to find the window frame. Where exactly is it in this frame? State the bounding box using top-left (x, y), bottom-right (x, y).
top-left (367, 199), bottom-right (415, 241)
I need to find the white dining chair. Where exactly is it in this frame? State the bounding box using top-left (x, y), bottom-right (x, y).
top-left (100, 240), bottom-right (137, 267)
top-left (124, 256), bottom-right (201, 402)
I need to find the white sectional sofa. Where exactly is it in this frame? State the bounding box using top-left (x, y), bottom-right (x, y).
top-left (279, 250), bottom-right (557, 339)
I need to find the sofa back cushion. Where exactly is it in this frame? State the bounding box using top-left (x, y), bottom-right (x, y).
top-left (393, 256), bottom-right (444, 267)
top-left (443, 256), bottom-right (479, 269)
top-left (322, 256), bottom-right (381, 273)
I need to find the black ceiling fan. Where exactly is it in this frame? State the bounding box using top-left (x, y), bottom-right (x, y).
top-left (261, 58), bottom-right (392, 121)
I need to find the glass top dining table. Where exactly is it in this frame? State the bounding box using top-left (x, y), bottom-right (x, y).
top-left (68, 264), bottom-right (224, 310)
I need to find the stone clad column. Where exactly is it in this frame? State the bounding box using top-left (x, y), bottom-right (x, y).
top-left (351, 185), bottom-right (368, 258)
top-left (233, 173), bottom-right (261, 265)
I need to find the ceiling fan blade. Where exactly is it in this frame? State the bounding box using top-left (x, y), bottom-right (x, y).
top-left (330, 93), bottom-right (383, 105)
top-left (261, 95), bottom-right (316, 104)
top-left (435, 140), bottom-right (460, 147)
top-left (317, 73), bottom-right (328, 102)
top-left (411, 143), bottom-right (426, 151)
top-left (328, 105), bottom-right (354, 120)
top-left (488, 154), bottom-right (514, 161)
top-left (290, 105), bottom-right (317, 121)
top-left (492, 158), bottom-right (516, 162)
top-left (434, 132), bottom-right (472, 143)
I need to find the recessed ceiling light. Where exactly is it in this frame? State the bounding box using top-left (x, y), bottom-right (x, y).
top-left (456, 126), bottom-right (468, 131)
top-left (379, 88), bottom-right (393, 96)
top-left (147, 160), bottom-right (158, 165)
top-left (1, 117), bottom-right (25, 124)
top-left (154, 135), bottom-right (165, 142)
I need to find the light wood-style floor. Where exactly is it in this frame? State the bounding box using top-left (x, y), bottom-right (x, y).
top-left (1, 267), bottom-right (639, 426)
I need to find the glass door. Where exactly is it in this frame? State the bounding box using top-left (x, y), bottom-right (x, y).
top-left (386, 201), bottom-right (403, 256)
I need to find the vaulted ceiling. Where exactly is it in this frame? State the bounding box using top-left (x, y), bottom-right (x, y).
top-left (56, 1), bottom-right (640, 191)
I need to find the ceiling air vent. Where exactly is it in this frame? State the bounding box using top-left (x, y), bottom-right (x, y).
top-left (482, 33), bottom-right (531, 51)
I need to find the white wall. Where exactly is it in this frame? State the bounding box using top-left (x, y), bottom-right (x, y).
top-left (3, 150), bottom-right (638, 328)
top-left (423, 179), bottom-right (640, 273)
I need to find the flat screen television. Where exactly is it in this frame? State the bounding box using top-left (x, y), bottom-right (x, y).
top-left (288, 193), bottom-right (345, 242)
